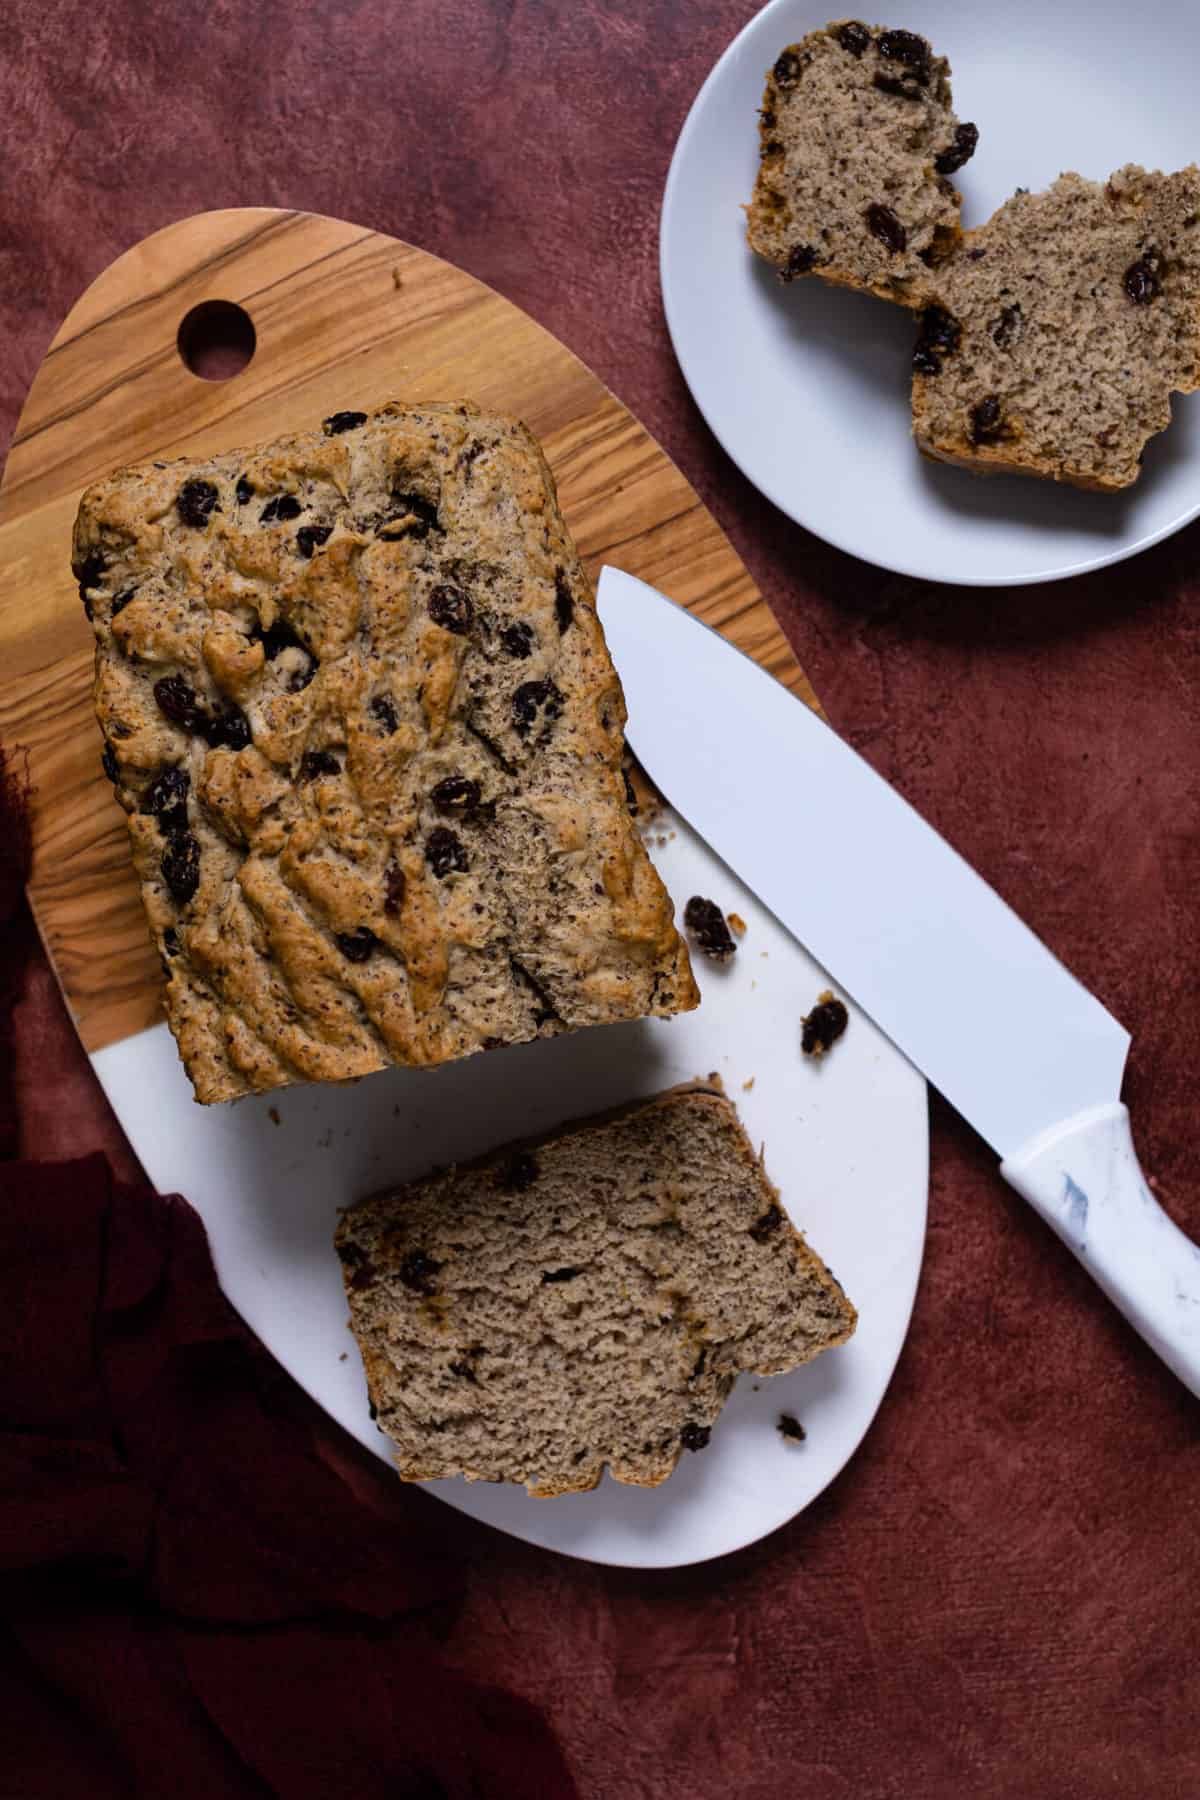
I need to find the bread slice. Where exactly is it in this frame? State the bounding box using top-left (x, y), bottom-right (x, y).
top-left (746, 20), bottom-right (976, 308)
top-left (911, 165), bottom-right (1200, 489)
top-left (335, 1083), bottom-right (856, 1496)
top-left (73, 401), bottom-right (697, 1104)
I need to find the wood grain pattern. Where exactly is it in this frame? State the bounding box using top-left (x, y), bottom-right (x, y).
top-left (0, 207), bottom-right (816, 1056)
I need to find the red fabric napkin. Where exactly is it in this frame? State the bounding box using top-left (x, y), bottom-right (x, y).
top-left (0, 745), bottom-right (575, 1799)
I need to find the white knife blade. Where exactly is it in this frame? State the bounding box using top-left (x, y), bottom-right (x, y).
top-left (597, 566), bottom-right (1200, 1396)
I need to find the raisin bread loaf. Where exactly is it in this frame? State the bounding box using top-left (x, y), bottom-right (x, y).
top-left (911, 165), bottom-right (1200, 489)
top-left (746, 20), bottom-right (976, 307)
top-left (73, 402), bottom-right (698, 1104)
top-left (335, 1082), bottom-right (856, 1496)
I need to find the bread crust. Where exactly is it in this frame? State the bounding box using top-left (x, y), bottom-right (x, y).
top-left (75, 401), bottom-right (697, 1103)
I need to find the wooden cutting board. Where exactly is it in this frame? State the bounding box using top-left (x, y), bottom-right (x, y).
top-left (0, 206), bottom-right (817, 1058)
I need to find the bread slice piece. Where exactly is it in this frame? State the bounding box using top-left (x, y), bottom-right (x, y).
top-left (73, 401), bottom-right (697, 1104)
top-left (335, 1083), bottom-right (856, 1496)
top-left (911, 165), bottom-right (1200, 489)
top-left (746, 20), bottom-right (976, 308)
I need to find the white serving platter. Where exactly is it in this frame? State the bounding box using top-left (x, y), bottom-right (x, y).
top-left (94, 804), bottom-right (927, 1568)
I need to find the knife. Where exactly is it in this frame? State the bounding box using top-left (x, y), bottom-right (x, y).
top-left (596, 566), bottom-right (1200, 1398)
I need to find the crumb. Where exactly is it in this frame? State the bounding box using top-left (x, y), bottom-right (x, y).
top-left (727, 912), bottom-right (747, 937)
top-left (392, 266), bottom-right (404, 289)
top-left (317, 1128), bottom-right (334, 1149)
top-left (742, 1077), bottom-right (755, 1092)
top-left (656, 834), bottom-right (669, 847)
top-left (752, 1382), bottom-right (761, 1392)
top-left (339, 1351), bottom-right (348, 1361)
top-left (778, 1413), bottom-right (806, 1443)
top-left (267, 1106), bottom-right (281, 1126)
top-left (802, 990), bottom-right (849, 1058)
top-left (760, 951), bottom-right (768, 959)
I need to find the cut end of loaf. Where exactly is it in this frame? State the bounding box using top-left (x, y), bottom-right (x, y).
top-left (336, 1084), bottom-right (856, 1496)
top-left (746, 21), bottom-right (974, 309)
top-left (911, 166), bottom-right (1200, 489)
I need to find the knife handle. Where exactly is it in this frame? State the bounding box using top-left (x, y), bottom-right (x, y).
top-left (1001, 1102), bottom-right (1200, 1399)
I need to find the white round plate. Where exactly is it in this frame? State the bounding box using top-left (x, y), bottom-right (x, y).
top-left (661, 0), bottom-right (1200, 586)
top-left (93, 807), bottom-right (926, 1569)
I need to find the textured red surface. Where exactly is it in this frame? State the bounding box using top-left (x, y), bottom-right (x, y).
top-left (2, 3), bottom-right (1198, 1795)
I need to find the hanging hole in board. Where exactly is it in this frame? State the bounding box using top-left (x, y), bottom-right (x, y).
top-left (177, 301), bottom-right (256, 381)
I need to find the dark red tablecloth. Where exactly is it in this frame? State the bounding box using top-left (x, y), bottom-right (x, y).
top-left (3, 5), bottom-right (1198, 1796)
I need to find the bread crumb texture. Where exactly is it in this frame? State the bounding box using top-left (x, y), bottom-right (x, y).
top-left (335, 1086), bottom-right (856, 1495)
top-left (746, 21), bottom-right (974, 308)
top-left (912, 165), bottom-right (1200, 489)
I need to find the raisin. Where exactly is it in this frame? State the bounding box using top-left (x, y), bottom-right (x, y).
top-left (680, 1422), bottom-right (710, 1453)
top-left (431, 775), bottom-right (482, 814)
top-left (161, 831), bottom-right (200, 904)
top-left (497, 1151), bottom-right (539, 1192)
top-left (425, 826), bottom-right (468, 877)
top-left (428, 584), bottom-right (473, 633)
top-left (336, 927), bottom-right (377, 962)
top-left (101, 743), bottom-right (120, 783)
top-left (749, 1203), bottom-right (785, 1243)
top-left (836, 20), bottom-right (871, 54)
top-left (969, 395), bottom-right (1004, 443)
top-left (683, 895), bottom-right (737, 962)
top-left (866, 204), bottom-right (907, 254)
top-left (154, 675), bottom-right (206, 734)
top-left (622, 767), bottom-right (638, 815)
top-left (778, 1413), bottom-right (807, 1442)
top-left (388, 490), bottom-right (440, 537)
top-left (459, 439), bottom-right (485, 477)
top-left (296, 524), bottom-right (332, 559)
top-left (802, 994), bottom-right (849, 1055)
top-left (258, 617), bottom-right (304, 658)
top-left (912, 345), bottom-right (942, 376)
top-left (235, 476), bottom-right (253, 506)
top-left (205, 703), bottom-right (251, 751)
top-left (780, 243), bottom-right (819, 282)
top-left (499, 620), bottom-right (535, 657)
top-left (554, 568), bottom-right (574, 632)
top-left (260, 494), bottom-right (304, 524)
top-left (110, 588), bottom-right (135, 617)
top-left (877, 28), bottom-right (929, 73)
top-left (541, 1267), bottom-right (580, 1284)
top-left (299, 749), bottom-right (340, 780)
top-left (323, 410), bottom-right (368, 434)
top-left (162, 927), bottom-right (179, 955)
top-left (763, 139), bottom-right (783, 155)
top-left (920, 305), bottom-right (961, 356)
top-left (384, 861), bottom-right (407, 915)
top-left (992, 303), bottom-right (1023, 349)
top-left (935, 122), bottom-right (979, 175)
top-left (143, 766), bottom-right (190, 834)
top-left (288, 661), bottom-right (316, 693)
top-left (398, 1250), bottom-right (441, 1295)
top-left (177, 479), bottom-right (220, 528)
top-left (511, 679), bottom-right (563, 738)
top-left (370, 694), bottom-right (399, 734)
top-left (759, 107), bottom-right (776, 128)
top-left (773, 49), bottom-right (802, 87)
top-left (873, 72), bottom-right (924, 99)
top-left (76, 551), bottom-right (106, 596)
top-left (1124, 255), bottom-right (1162, 305)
